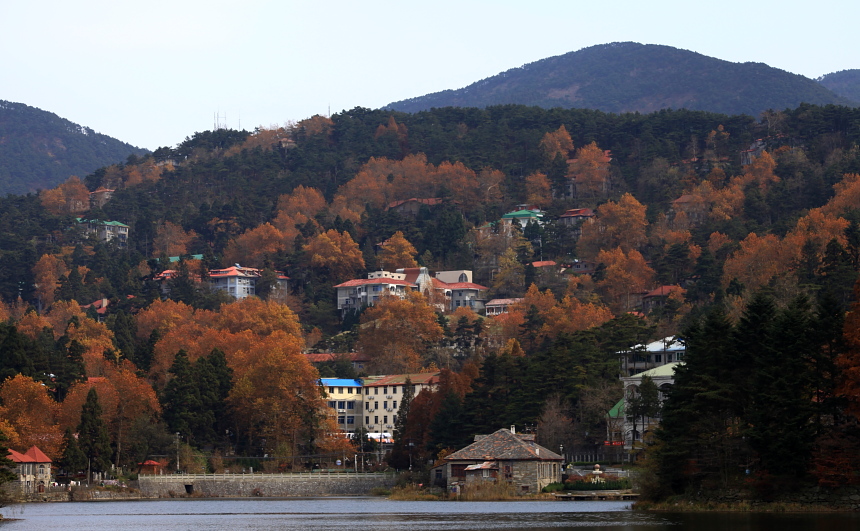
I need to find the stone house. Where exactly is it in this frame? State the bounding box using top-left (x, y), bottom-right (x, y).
top-left (7, 446), bottom-right (52, 494)
top-left (439, 427), bottom-right (562, 494)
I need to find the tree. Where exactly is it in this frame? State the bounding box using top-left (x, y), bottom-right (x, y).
top-left (525, 172), bottom-right (552, 207)
top-left (389, 376), bottom-right (415, 469)
top-left (77, 388), bottom-right (112, 479)
top-left (578, 193), bottom-right (648, 256)
top-left (0, 430), bottom-right (17, 501)
top-left (358, 292), bottom-right (443, 374)
top-left (60, 427), bottom-right (87, 475)
top-left (570, 142), bottom-right (611, 198)
top-left (304, 229), bottom-right (366, 282)
top-left (378, 231), bottom-right (418, 270)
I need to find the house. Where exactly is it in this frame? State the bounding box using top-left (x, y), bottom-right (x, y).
top-left (620, 362), bottom-right (681, 451)
top-left (670, 194), bottom-right (708, 223)
top-left (7, 446), bottom-right (52, 494)
top-left (558, 208), bottom-right (595, 227)
top-left (431, 271), bottom-right (488, 312)
top-left (501, 209), bottom-right (544, 228)
top-left (439, 427), bottom-right (562, 493)
top-left (484, 298), bottom-right (523, 316)
top-left (567, 259), bottom-right (596, 275)
top-left (333, 273), bottom-right (416, 315)
top-left (89, 187), bottom-right (115, 208)
top-left (619, 336), bottom-right (685, 376)
top-left (208, 265), bottom-right (289, 300)
top-left (386, 197), bottom-right (444, 218)
top-left (361, 372), bottom-right (439, 434)
top-left (641, 285), bottom-right (685, 313)
top-left (320, 378), bottom-right (364, 434)
top-left (138, 459), bottom-right (164, 475)
top-left (76, 218), bottom-right (129, 247)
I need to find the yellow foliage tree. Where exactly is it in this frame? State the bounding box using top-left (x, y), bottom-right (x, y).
top-left (578, 193), bottom-right (648, 257)
top-left (378, 231), bottom-right (418, 270)
top-left (304, 229), bottom-right (365, 282)
top-left (0, 374), bottom-right (63, 458)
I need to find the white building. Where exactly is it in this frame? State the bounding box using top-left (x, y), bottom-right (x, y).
top-left (208, 265), bottom-right (289, 300)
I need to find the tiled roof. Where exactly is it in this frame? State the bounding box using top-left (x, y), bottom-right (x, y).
top-left (560, 208), bottom-right (594, 218)
top-left (363, 372), bottom-right (440, 387)
top-left (387, 197), bottom-right (444, 210)
top-left (486, 298), bottom-right (523, 306)
top-left (333, 278), bottom-right (415, 288)
top-left (531, 260), bottom-right (557, 268)
top-left (445, 429), bottom-right (562, 461)
top-left (320, 378), bottom-right (363, 387)
top-left (442, 282), bottom-right (488, 291)
top-left (8, 449), bottom-right (34, 463)
top-left (25, 446), bottom-right (51, 463)
top-left (643, 285), bottom-right (682, 298)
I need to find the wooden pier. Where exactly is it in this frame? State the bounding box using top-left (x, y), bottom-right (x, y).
top-left (553, 491), bottom-right (639, 501)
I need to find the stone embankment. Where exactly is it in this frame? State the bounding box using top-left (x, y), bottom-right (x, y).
top-left (137, 471), bottom-right (396, 498)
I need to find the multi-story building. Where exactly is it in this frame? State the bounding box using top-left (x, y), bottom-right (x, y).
top-left (76, 218), bottom-right (129, 247)
top-left (333, 272), bottom-right (416, 315)
top-left (7, 446), bottom-right (52, 495)
top-left (361, 372), bottom-right (439, 433)
top-left (320, 378), bottom-right (363, 434)
top-left (619, 336), bottom-right (685, 376)
top-left (620, 362), bottom-right (681, 451)
top-left (208, 265), bottom-right (289, 300)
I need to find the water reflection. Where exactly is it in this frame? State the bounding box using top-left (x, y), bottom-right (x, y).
top-left (1, 498), bottom-right (857, 530)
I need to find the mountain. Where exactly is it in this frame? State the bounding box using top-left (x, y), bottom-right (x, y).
top-left (818, 69), bottom-right (860, 103)
top-left (385, 42), bottom-right (857, 116)
top-left (0, 100), bottom-right (147, 195)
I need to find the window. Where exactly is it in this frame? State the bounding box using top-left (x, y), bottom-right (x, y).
top-left (654, 354), bottom-right (662, 363)
top-left (348, 387), bottom-right (353, 394)
top-left (337, 401), bottom-right (346, 409)
top-left (667, 354), bottom-right (673, 362)
top-left (451, 464), bottom-right (467, 478)
top-left (374, 388), bottom-right (379, 395)
top-left (383, 415), bottom-right (388, 424)
top-left (346, 416), bottom-right (355, 425)
top-left (393, 401), bottom-right (397, 409)
top-left (329, 387), bottom-right (335, 394)
top-left (383, 401), bottom-right (388, 409)
top-left (337, 416), bottom-right (345, 424)
top-left (393, 415), bottom-right (397, 424)
top-left (338, 387), bottom-right (344, 394)
top-left (328, 401), bottom-right (336, 408)
top-left (393, 386), bottom-right (398, 394)
top-left (365, 388), bottom-right (369, 395)
top-left (366, 402), bottom-right (370, 409)
top-left (365, 416), bottom-right (370, 424)
top-left (375, 401), bottom-right (379, 409)
top-left (374, 416), bottom-right (379, 424)
top-left (383, 386), bottom-right (388, 394)
top-left (347, 402), bottom-right (355, 410)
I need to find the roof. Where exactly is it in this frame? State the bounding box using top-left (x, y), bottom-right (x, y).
top-left (363, 372), bottom-right (440, 387)
top-left (501, 209), bottom-right (544, 219)
top-left (442, 282), bottom-right (488, 291)
top-left (559, 208), bottom-right (594, 218)
top-left (333, 278), bottom-right (416, 288)
top-left (645, 336), bottom-right (685, 353)
top-left (76, 218), bottom-right (129, 228)
top-left (8, 449), bottom-right (33, 463)
top-left (320, 378), bottom-right (363, 387)
top-left (209, 266), bottom-right (260, 278)
top-left (607, 398), bottom-right (625, 419)
top-left (627, 362), bottom-right (683, 379)
top-left (465, 461), bottom-right (499, 471)
top-left (643, 285), bottom-right (682, 298)
top-left (25, 446), bottom-right (52, 463)
top-left (139, 460), bottom-right (162, 466)
top-left (168, 254), bottom-right (203, 263)
top-left (387, 197), bottom-right (444, 210)
top-left (486, 298), bottom-right (523, 307)
top-left (445, 428), bottom-right (562, 462)
top-left (531, 260), bottom-right (557, 268)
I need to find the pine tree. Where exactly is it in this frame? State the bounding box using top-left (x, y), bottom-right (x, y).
top-left (161, 350), bottom-right (202, 441)
top-left (388, 377), bottom-right (414, 469)
top-left (77, 388), bottom-right (112, 478)
top-left (60, 427), bottom-right (87, 475)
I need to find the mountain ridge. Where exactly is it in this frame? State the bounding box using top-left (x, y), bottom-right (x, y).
top-left (385, 42), bottom-right (857, 116)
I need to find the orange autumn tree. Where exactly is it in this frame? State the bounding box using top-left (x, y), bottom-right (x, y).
top-left (32, 254), bottom-right (69, 310)
top-left (304, 229), bottom-right (365, 282)
top-left (378, 231), bottom-right (418, 270)
top-left (540, 125), bottom-right (574, 160)
top-left (40, 176), bottom-right (90, 215)
top-left (822, 173), bottom-right (860, 217)
top-left (358, 291), bottom-right (443, 374)
top-left (596, 247), bottom-right (656, 313)
top-left (0, 374), bottom-right (63, 458)
top-left (152, 221), bottom-right (196, 257)
top-left (272, 185), bottom-right (327, 235)
top-left (525, 172), bottom-right (552, 207)
top-left (570, 141), bottom-right (611, 198)
top-left (578, 193), bottom-right (649, 257)
top-left (222, 223), bottom-right (287, 267)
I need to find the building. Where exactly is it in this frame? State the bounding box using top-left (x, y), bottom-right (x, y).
top-left (386, 197), bottom-right (444, 218)
top-left (620, 362), bottom-right (681, 451)
top-left (641, 285), bottom-right (684, 313)
top-left (76, 218), bottom-right (129, 247)
top-left (208, 265), bottom-right (289, 300)
top-left (89, 187), bottom-right (115, 208)
top-left (333, 273), bottom-right (416, 315)
top-left (484, 298), bottom-right (523, 316)
top-left (7, 446), bottom-right (52, 495)
top-left (320, 378), bottom-right (364, 434)
top-left (438, 427), bottom-right (562, 493)
top-left (619, 336), bottom-right (685, 376)
top-left (361, 372), bottom-right (440, 434)
top-left (501, 209), bottom-right (544, 228)
top-left (558, 208), bottom-right (595, 226)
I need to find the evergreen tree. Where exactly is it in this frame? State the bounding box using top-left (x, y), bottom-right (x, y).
top-left (388, 377), bottom-right (414, 469)
top-left (194, 348), bottom-right (233, 445)
top-left (108, 310), bottom-right (137, 363)
top-left (160, 350), bottom-right (202, 441)
top-left (77, 388), bottom-right (113, 478)
top-left (60, 427), bottom-right (87, 475)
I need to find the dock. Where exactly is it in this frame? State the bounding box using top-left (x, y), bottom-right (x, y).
top-left (553, 491), bottom-right (639, 501)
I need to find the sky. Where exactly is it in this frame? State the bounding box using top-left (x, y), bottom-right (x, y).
top-left (2, 0), bottom-right (858, 151)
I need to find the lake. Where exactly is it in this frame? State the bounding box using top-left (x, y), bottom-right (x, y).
top-left (1, 498), bottom-right (858, 530)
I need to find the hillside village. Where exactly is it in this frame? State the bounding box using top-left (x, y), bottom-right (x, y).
top-left (0, 102), bottom-right (859, 501)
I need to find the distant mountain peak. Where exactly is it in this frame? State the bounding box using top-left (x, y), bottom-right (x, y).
top-left (384, 43), bottom-right (856, 116)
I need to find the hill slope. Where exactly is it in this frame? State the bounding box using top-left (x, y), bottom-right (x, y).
top-left (0, 100), bottom-right (147, 195)
top-left (818, 69), bottom-right (860, 103)
top-left (385, 42), bottom-right (856, 116)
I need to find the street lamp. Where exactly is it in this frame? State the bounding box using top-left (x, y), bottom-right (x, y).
top-left (175, 432), bottom-right (180, 473)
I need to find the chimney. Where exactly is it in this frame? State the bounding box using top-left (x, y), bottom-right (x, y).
top-left (510, 425), bottom-right (516, 434)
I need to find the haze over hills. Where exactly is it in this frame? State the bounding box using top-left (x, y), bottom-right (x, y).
top-left (385, 42), bottom-right (857, 116)
top-left (818, 69), bottom-right (860, 103)
top-left (0, 100), bottom-right (148, 196)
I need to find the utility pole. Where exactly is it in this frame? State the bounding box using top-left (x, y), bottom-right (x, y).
top-left (175, 432), bottom-right (180, 473)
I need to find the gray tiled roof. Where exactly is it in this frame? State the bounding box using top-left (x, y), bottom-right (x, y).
top-left (445, 429), bottom-right (563, 461)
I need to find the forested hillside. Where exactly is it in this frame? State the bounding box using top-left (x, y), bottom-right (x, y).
top-left (386, 43), bottom-right (856, 116)
top-left (819, 69), bottom-right (860, 103)
top-left (0, 102), bottom-right (859, 496)
top-left (0, 100), bottom-right (147, 195)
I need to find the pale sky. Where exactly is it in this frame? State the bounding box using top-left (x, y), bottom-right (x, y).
top-left (2, 0), bottom-right (857, 150)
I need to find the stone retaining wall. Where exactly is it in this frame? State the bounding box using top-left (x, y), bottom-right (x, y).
top-left (137, 473), bottom-right (396, 498)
